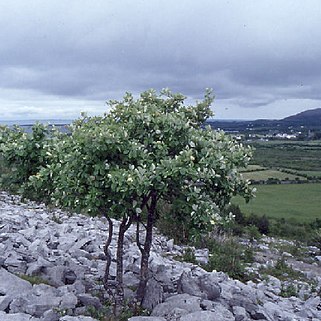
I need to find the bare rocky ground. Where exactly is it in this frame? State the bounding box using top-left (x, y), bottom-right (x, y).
top-left (1, 190), bottom-right (321, 321)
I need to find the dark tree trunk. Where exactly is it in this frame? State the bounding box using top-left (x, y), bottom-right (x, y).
top-left (115, 215), bottom-right (132, 309)
top-left (136, 191), bottom-right (157, 303)
top-left (103, 216), bottom-right (113, 290)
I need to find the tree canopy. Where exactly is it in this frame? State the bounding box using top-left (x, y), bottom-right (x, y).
top-left (0, 89), bottom-right (253, 308)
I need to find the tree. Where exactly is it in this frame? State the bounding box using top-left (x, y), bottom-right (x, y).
top-left (3, 89), bottom-right (254, 309)
top-left (0, 123), bottom-right (56, 197)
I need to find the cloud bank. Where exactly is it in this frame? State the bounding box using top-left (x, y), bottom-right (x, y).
top-left (0, 0), bottom-right (321, 120)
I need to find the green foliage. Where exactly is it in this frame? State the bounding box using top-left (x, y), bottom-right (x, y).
top-left (86, 298), bottom-right (149, 321)
top-left (0, 89), bottom-right (253, 307)
top-left (15, 89), bottom-right (252, 235)
top-left (18, 274), bottom-right (50, 285)
top-left (280, 283), bottom-right (298, 298)
top-left (311, 228), bottom-right (321, 249)
top-left (244, 225), bottom-right (261, 242)
top-left (247, 214), bottom-right (270, 235)
top-left (269, 218), bottom-right (311, 241)
top-left (203, 238), bottom-right (254, 281)
top-left (259, 257), bottom-right (305, 282)
top-left (0, 123), bottom-right (63, 200)
top-left (181, 247), bottom-right (198, 264)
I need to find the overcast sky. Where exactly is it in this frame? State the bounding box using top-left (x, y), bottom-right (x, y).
top-left (1, 0), bottom-right (321, 121)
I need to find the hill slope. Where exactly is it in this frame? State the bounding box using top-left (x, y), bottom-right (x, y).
top-left (281, 108), bottom-right (321, 125)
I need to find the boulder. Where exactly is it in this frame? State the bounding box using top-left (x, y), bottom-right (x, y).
top-left (59, 317), bottom-right (98, 321)
top-left (0, 268), bottom-right (33, 306)
top-left (177, 271), bottom-right (221, 300)
top-left (9, 284), bottom-right (78, 317)
top-left (128, 316), bottom-right (166, 321)
top-left (180, 310), bottom-right (227, 321)
top-left (151, 294), bottom-right (202, 318)
top-left (77, 294), bottom-right (102, 309)
top-left (142, 278), bottom-right (163, 310)
top-left (0, 311), bottom-right (41, 321)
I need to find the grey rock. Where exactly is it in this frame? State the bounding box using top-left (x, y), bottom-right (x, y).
top-left (64, 269), bottom-right (77, 285)
top-left (180, 310), bottom-right (224, 321)
top-left (129, 317), bottom-right (166, 321)
top-left (69, 237), bottom-right (93, 253)
top-left (142, 278), bottom-right (163, 310)
top-left (45, 266), bottom-right (77, 287)
top-left (263, 301), bottom-right (301, 321)
top-left (233, 306), bottom-right (249, 321)
top-left (0, 311), bottom-right (40, 320)
top-left (45, 266), bottom-right (68, 287)
top-left (304, 296), bottom-right (321, 309)
top-left (26, 257), bottom-right (53, 276)
top-left (59, 317), bottom-right (98, 321)
top-left (200, 300), bottom-right (234, 319)
top-left (152, 294), bottom-right (202, 317)
top-left (60, 292), bottom-right (78, 310)
top-left (194, 249), bottom-right (209, 265)
top-left (77, 294), bottom-right (102, 309)
top-left (2, 190), bottom-right (321, 321)
top-left (4, 253), bottom-right (28, 274)
top-left (0, 295), bottom-right (12, 311)
top-left (42, 309), bottom-right (60, 321)
top-left (123, 271), bottom-right (140, 289)
top-left (166, 239), bottom-right (174, 251)
top-left (0, 267), bottom-right (33, 296)
top-left (178, 271), bottom-right (221, 300)
top-left (9, 284), bottom-right (77, 317)
top-left (198, 273), bottom-right (221, 300)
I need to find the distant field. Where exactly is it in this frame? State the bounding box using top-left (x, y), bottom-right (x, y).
top-left (233, 183), bottom-right (321, 222)
top-left (290, 170), bottom-right (321, 179)
top-left (241, 169), bottom-right (306, 181)
top-left (250, 140), bottom-right (321, 171)
top-left (239, 164), bottom-right (266, 172)
top-left (285, 169), bottom-right (321, 178)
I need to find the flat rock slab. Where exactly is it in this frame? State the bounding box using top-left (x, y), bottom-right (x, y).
top-left (0, 267), bottom-right (33, 296)
top-left (0, 311), bottom-right (41, 321)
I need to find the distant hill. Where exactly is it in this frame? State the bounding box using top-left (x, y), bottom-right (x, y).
top-left (281, 108), bottom-right (321, 125)
top-left (206, 107), bottom-right (321, 134)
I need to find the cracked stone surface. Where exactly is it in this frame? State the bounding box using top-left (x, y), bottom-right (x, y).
top-left (1, 191), bottom-right (321, 321)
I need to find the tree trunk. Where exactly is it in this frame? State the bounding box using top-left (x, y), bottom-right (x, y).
top-left (137, 192), bottom-right (157, 303)
top-left (103, 216), bottom-right (113, 290)
top-left (115, 215), bottom-right (132, 310)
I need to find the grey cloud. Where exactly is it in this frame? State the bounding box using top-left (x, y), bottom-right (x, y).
top-left (1, 0), bottom-right (321, 120)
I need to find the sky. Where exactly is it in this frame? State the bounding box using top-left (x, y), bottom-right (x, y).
top-left (1, 0), bottom-right (321, 121)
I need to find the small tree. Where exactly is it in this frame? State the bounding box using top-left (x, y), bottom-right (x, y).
top-left (0, 123), bottom-right (56, 198)
top-left (7, 89), bottom-right (253, 309)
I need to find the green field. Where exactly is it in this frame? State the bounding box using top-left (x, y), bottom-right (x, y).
top-left (234, 183), bottom-right (321, 222)
top-left (290, 170), bottom-right (321, 179)
top-left (241, 169), bottom-right (306, 181)
top-left (239, 164), bottom-right (266, 172)
top-left (250, 140), bottom-right (321, 171)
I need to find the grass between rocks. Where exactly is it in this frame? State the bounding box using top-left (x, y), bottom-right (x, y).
top-left (258, 257), bottom-right (306, 282)
top-left (86, 300), bottom-right (149, 321)
top-left (177, 237), bottom-right (256, 282)
top-left (18, 274), bottom-right (50, 285)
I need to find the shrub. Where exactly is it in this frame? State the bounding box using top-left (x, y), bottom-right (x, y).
top-left (203, 237), bottom-right (254, 281)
